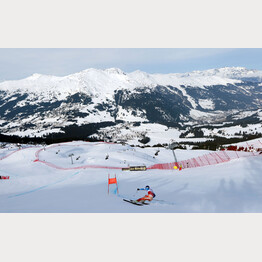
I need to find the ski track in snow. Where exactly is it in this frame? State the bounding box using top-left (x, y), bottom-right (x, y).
top-left (8, 171), bottom-right (80, 199)
top-left (0, 140), bottom-right (262, 212)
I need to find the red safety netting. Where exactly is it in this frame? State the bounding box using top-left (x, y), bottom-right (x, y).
top-left (34, 142), bottom-right (124, 170)
top-left (2, 141), bottom-right (260, 171)
top-left (1, 146), bottom-right (40, 161)
top-left (0, 149), bottom-right (20, 160)
top-left (148, 150), bottom-right (260, 170)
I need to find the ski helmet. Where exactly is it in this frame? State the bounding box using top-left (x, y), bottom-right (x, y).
top-left (145, 185), bottom-right (150, 190)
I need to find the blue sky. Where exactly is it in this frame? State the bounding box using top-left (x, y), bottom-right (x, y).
top-left (0, 48), bottom-right (262, 81)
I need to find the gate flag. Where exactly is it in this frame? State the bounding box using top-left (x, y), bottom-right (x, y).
top-left (108, 174), bottom-right (119, 194)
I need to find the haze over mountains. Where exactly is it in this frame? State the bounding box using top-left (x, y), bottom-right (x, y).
top-left (0, 67), bottom-right (261, 144)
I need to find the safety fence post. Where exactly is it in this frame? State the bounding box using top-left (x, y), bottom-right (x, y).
top-left (210, 153), bottom-right (219, 164)
top-left (222, 150), bottom-right (230, 161)
top-left (235, 151), bottom-right (239, 158)
top-left (204, 154), bottom-right (211, 165)
top-left (198, 156), bottom-right (205, 167)
top-left (214, 152), bottom-right (224, 163)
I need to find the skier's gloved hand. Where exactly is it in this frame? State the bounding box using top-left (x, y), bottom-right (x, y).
top-left (137, 188), bottom-right (140, 191)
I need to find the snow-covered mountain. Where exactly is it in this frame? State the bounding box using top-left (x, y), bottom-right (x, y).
top-left (0, 67), bottom-right (261, 140)
top-left (2, 66), bottom-right (261, 94)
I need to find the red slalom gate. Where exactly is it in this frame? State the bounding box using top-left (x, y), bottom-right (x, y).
top-left (108, 174), bottom-right (119, 194)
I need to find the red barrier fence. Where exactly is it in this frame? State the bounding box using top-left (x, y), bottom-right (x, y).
top-left (148, 150), bottom-right (260, 170)
top-left (0, 149), bottom-right (21, 160)
top-left (1, 146), bottom-right (41, 161)
top-left (34, 159), bottom-right (123, 170)
top-left (33, 141), bottom-right (262, 171)
top-left (0, 176), bottom-right (10, 179)
top-left (2, 141), bottom-right (260, 171)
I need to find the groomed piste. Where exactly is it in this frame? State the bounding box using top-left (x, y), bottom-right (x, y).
top-left (0, 140), bottom-right (261, 212)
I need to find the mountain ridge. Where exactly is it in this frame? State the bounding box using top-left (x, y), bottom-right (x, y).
top-left (0, 66), bottom-right (261, 143)
top-left (1, 66), bottom-right (261, 95)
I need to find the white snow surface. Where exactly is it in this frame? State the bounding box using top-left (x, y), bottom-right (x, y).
top-left (224, 137), bottom-right (262, 149)
top-left (202, 123), bottom-right (262, 138)
top-left (0, 67), bottom-right (252, 100)
top-left (198, 99), bottom-right (215, 110)
top-left (95, 123), bottom-right (212, 146)
top-left (0, 140), bottom-right (262, 213)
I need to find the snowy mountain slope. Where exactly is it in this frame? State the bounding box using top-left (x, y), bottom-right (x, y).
top-left (1, 66), bottom-right (260, 95)
top-left (0, 67), bottom-right (244, 94)
top-left (0, 140), bottom-right (262, 212)
top-left (0, 67), bottom-right (261, 139)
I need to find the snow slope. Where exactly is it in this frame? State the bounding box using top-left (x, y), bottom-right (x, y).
top-left (0, 67), bottom-right (250, 98)
top-left (0, 66), bottom-right (261, 140)
top-left (0, 141), bottom-right (261, 213)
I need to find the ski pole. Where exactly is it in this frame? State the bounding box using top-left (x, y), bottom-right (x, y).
top-left (133, 189), bottom-right (139, 197)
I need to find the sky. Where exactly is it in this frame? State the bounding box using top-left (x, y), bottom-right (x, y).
top-left (1, 48), bottom-right (262, 81)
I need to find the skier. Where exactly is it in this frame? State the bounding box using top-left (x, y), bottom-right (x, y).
top-left (136, 185), bottom-right (156, 203)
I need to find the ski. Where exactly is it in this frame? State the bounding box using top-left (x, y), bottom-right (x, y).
top-left (123, 199), bottom-right (146, 206)
top-left (141, 202), bottom-right (150, 205)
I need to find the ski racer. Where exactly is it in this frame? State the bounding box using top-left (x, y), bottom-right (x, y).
top-left (136, 185), bottom-right (156, 203)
